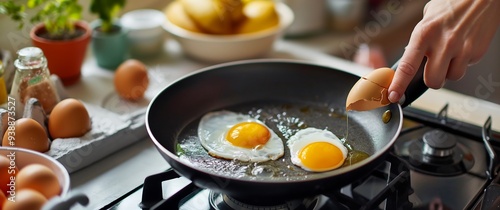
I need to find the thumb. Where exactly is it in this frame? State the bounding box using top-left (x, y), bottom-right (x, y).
top-left (388, 48), bottom-right (426, 103)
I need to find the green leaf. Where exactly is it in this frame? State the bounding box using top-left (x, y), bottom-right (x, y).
top-left (3, 0), bottom-right (86, 38)
top-left (90, 0), bottom-right (126, 33)
top-left (0, 0), bottom-right (27, 29)
top-left (176, 143), bottom-right (186, 156)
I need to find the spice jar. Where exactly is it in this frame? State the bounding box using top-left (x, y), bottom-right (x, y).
top-left (11, 47), bottom-right (60, 118)
top-left (0, 60), bottom-right (8, 105)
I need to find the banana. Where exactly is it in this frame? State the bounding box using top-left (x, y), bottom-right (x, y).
top-left (220, 0), bottom-right (245, 24)
top-left (236, 0), bottom-right (279, 34)
top-left (179, 0), bottom-right (244, 34)
top-left (164, 1), bottom-right (204, 33)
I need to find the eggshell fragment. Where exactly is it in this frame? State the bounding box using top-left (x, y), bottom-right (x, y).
top-left (16, 164), bottom-right (61, 199)
top-left (114, 59), bottom-right (149, 101)
top-left (346, 67), bottom-right (395, 111)
top-left (48, 98), bottom-right (91, 139)
top-left (2, 118), bottom-right (50, 152)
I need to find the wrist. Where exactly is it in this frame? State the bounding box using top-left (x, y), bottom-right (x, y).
top-left (482, 0), bottom-right (500, 26)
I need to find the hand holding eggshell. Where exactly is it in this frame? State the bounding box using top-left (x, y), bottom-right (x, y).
top-left (346, 67), bottom-right (395, 111)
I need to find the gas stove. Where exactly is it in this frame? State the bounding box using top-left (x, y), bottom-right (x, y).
top-left (397, 105), bottom-right (500, 210)
top-left (103, 104), bottom-right (500, 210)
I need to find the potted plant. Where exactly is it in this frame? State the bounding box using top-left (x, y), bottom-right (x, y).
top-left (0, 0), bottom-right (90, 86)
top-left (90, 0), bottom-right (127, 70)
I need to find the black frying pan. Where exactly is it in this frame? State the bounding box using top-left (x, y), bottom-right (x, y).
top-left (145, 59), bottom-right (426, 203)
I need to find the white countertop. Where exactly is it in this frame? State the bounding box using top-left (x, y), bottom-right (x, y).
top-left (65, 36), bottom-right (500, 210)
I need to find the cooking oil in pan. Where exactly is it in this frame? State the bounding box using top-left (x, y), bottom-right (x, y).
top-left (338, 110), bottom-right (370, 166)
top-left (176, 101), bottom-right (371, 179)
top-left (345, 111), bottom-right (349, 141)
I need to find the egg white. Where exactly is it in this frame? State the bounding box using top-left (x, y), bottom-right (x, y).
top-left (287, 127), bottom-right (348, 172)
top-left (198, 110), bottom-right (284, 162)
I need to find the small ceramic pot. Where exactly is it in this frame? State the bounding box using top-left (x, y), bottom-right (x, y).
top-left (91, 20), bottom-right (129, 70)
top-left (121, 9), bottom-right (165, 58)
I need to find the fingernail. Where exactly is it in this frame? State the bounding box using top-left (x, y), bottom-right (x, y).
top-left (388, 91), bottom-right (400, 103)
top-left (440, 80), bottom-right (446, 88)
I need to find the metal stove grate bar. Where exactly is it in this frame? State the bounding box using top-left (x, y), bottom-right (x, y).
top-left (138, 153), bottom-right (413, 210)
top-left (403, 106), bottom-right (500, 146)
top-left (323, 153), bottom-right (413, 210)
top-left (139, 169), bottom-right (200, 210)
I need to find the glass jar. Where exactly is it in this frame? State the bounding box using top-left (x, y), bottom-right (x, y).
top-left (0, 59), bottom-right (8, 105)
top-left (11, 47), bottom-right (60, 118)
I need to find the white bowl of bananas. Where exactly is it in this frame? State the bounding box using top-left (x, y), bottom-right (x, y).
top-left (162, 0), bottom-right (294, 63)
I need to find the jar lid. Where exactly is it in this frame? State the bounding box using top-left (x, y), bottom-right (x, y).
top-left (18, 47), bottom-right (44, 60)
top-left (15, 47), bottom-right (46, 69)
top-left (121, 9), bottom-right (165, 30)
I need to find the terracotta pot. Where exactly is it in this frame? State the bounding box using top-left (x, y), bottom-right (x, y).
top-left (30, 21), bottom-right (91, 86)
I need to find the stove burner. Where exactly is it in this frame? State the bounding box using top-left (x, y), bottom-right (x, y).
top-left (209, 191), bottom-right (319, 210)
top-left (422, 129), bottom-right (456, 157)
top-left (407, 129), bottom-right (474, 176)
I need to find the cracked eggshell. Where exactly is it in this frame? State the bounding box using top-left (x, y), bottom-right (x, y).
top-left (346, 67), bottom-right (395, 111)
top-left (364, 67), bottom-right (394, 87)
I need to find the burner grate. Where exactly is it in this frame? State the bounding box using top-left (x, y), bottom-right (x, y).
top-left (323, 154), bottom-right (413, 210)
top-left (139, 170), bottom-right (200, 210)
top-left (137, 153), bottom-right (413, 210)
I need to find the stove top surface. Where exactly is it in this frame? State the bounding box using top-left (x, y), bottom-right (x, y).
top-left (104, 105), bottom-right (500, 210)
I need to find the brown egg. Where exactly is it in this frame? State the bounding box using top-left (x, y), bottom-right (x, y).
top-left (48, 98), bottom-right (91, 139)
top-left (2, 189), bottom-right (47, 210)
top-left (16, 164), bottom-right (61, 199)
top-left (346, 67), bottom-right (395, 111)
top-left (2, 118), bottom-right (50, 152)
top-left (114, 59), bottom-right (149, 101)
top-left (0, 155), bottom-right (17, 196)
top-left (0, 188), bottom-right (6, 208)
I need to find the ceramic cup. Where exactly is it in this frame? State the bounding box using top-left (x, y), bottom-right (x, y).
top-left (326, 0), bottom-right (368, 32)
top-left (121, 9), bottom-right (166, 58)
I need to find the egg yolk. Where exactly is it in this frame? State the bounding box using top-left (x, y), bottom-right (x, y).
top-left (226, 122), bottom-right (271, 149)
top-left (299, 142), bottom-right (344, 171)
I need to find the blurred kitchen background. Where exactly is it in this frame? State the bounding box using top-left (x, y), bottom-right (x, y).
top-left (1, 0), bottom-right (499, 104)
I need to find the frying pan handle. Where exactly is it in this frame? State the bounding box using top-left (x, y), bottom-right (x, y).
top-left (391, 57), bottom-right (428, 108)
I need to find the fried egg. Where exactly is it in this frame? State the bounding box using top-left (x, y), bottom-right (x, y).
top-left (198, 110), bottom-right (284, 162)
top-left (287, 127), bottom-right (348, 172)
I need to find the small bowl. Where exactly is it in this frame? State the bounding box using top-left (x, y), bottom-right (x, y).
top-left (0, 147), bottom-right (70, 196)
top-left (121, 9), bottom-right (166, 58)
top-left (163, 2), bottom-right (294, 63)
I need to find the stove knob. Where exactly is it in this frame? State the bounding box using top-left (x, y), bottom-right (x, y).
top-left (422, 129), bottom-right (456, 157)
